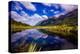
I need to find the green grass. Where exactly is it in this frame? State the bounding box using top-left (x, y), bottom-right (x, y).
top-left (11, 23), bottom-right (77, 35)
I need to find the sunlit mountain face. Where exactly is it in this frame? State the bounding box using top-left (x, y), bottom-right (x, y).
top-left (9, 1), bottom-right (77, 26)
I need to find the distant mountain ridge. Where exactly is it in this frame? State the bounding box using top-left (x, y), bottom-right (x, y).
top-left (38, 9), bottom-right (78, 26)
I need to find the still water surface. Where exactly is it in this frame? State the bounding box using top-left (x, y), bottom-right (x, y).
top-left (11, 29), bottom-right (76, 52)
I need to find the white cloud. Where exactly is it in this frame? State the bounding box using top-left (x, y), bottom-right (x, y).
top-left (43, 3), bottom-right (59, 9)
top-left (30, 14), bottom-right (42, 19)
top-left (11, 11), bottom-right (30, 24)
top-left (54, 12), bottom-right (65, 18)
top-left (20, 1), bottom-right (36, 11)
top-left (52, 4), bottom-right (59, 9)
top-left (42, 3), bottom-right (52, 6)
top-left (11, 11), bottom-right (48, 26)
top-left (26, 13), bottom-right (45, 26)
top-left (42, 15), bottom-right (48, 19)
top-left (50, 9), bottom-right (54, 12)
top-left (60, 5), bottom-right (78, 13)
top-left (20, 11), bottom-right (29, 17)
top-left (43, 9), bottom-right (47, 14)
top-left (15, 2), bottom-right (23, 11)
top-left (11, 11), bottom-right (26, 22)
top-left (54, 11), bottom-right (60, 14)
top-left (54, 5), bottom-right (78, 18)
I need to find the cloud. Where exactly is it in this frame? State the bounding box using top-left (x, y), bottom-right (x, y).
top-left (43, 3), bottom-right (59, 9)
top-left (43, 9), bottom-right (47, 14)
top-left (26, 13), bottom-right (45, 26)
top-left (26, 14), bottom-right (48, 26)
top-left (60, 4), bottom-right (78, 13)
top-left (50, 9), bottom-right (54, 12)
top-left (11, 11), bottom-right (27, 22)
top-left (42, 3), bottom-right (52, 6)
top-left (30, 13), bottom-right (42, 20)
top-left (14, 2), bottom-right (23, 11)
top-left (54, 11), bottom-right (60, 14)
top-left (54, 12), bottom-right (65, 18)
top-left (42, 15), bottom-right (48, 19)
top-left (52, 4), bottom-right (60, 9)
top-left (54, 5), bottom-right (78, 18)
top-left (20, 11), bottom-right (29, 17)
top-left (11, 11), bottom-right (48, 26)
top-left (20, 1), bottom-right (36, 11)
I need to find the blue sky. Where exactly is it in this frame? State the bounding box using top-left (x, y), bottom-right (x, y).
top-left (9, 1), bottom-right (77, 26)
top-left (10, 1), bottom-right (65, 17)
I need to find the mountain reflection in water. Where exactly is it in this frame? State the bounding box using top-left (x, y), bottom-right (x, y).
top-left (11, 29), bottom-right (76, 52)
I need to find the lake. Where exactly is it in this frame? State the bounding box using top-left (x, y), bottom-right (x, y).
top-left (11, 29), bottom-right (77, 52)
